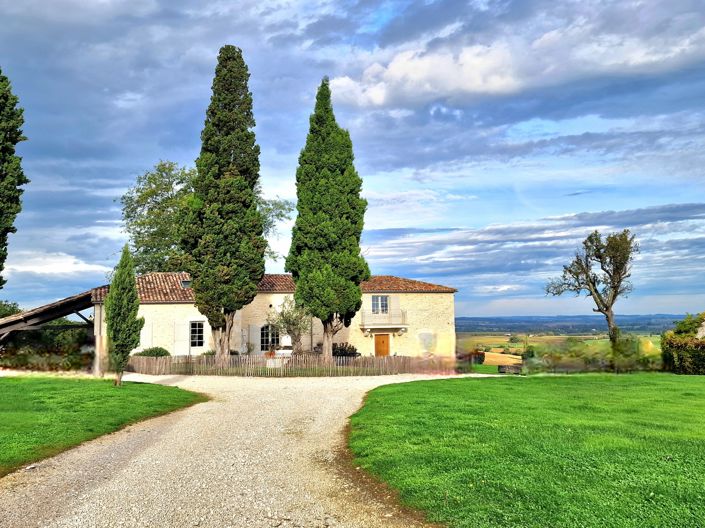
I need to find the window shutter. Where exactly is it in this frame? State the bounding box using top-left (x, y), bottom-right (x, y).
top-left (389, 295), bottom-right (400, 315)
top-left (140, 321), bottom-right (152, 350)
top-left (248, 324), bottom-right (260, 354)
top-left (174, 321), bottom-right (189, 355)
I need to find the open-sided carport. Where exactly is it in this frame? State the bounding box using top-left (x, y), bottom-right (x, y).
top-left (0, 290), bottom-right (94, 343)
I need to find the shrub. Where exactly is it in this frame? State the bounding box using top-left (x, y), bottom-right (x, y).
top-left (611, 335), bottom-right (645, 373)
top-left (522, 345), bottom-right (536, 360)
top-left (332, 343), bottom-right (360, 357)
top-left (202, 350), bottom-right (216, 356)
top-left (455, 349), bottom-right (486, 373)
top-left (0, 320), bottom-right (92, 371)
top-left (662, 332), bottom-right (705, 375)
top-left (0, 346), bottom-right (93, 371)
top-left (135, 347), bottom-right (170, 357)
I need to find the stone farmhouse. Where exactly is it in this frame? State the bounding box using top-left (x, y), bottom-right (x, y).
top-left (91, 272), bottom-right (456, 366)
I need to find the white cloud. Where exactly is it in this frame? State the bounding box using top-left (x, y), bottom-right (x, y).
top-left (474, 284), bottom-right (526, 294)
top-left (332, 20), bottom-right (705, 107)
top-left (113, 91), bottom-right (145, 109)
top-left (5, 251), bottom-right (112, 276)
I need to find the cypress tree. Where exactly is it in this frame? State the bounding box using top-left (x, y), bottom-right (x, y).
top-left (105, 245), bottom-right (144, 386)
top-left (182, 45), bottom-right (266, 359)
top-left (0, 67), bottom-right (29, 290)
top-left (285, 78), bottom-right (370, 358)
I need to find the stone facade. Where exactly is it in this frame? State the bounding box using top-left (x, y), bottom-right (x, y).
top-left (92, 273), bottom-right (457, 373)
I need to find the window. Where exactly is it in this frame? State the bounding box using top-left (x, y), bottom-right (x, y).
top-left (372, 295), bottom-right (389, 314)
top-left (260, 324), bottom-right (280, 352)
top-left (181, 280), bottom-right (192, 289)
top-left (190, 321), bottom-right (204, 347)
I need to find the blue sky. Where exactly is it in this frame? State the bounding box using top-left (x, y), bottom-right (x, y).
top-left (0, 0), bottom-right (704, 316)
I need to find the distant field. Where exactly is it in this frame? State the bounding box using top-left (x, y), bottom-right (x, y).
top-left (458, 332), bottom-right (662, 357)
top-left (482, 352), bottom-right (522, 366)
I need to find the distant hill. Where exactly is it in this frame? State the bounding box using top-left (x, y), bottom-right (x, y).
top-left (455, 314), bottom-right (684, 335)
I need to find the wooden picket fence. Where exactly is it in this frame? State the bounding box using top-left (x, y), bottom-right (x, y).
top-left (127, 354), bottom-right (457, 377)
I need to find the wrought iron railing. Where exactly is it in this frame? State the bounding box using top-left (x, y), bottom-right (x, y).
top-left (359, 310), bottom-right (407, 327)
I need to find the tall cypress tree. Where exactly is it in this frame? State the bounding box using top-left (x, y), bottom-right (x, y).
top-left (0, 67), bottom-right (29, 290)
top-left (286, 78), bottom-right (370, 358)
top-left (105, 245), bottom-right (144, 386)
top-left (182, 45), bottom-right (266, 358)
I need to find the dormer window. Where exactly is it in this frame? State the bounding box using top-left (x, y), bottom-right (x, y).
top-left (181, 280), bottom-right (192, 289)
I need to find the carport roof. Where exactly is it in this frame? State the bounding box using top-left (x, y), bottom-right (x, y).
top-left (0, 290), bottom-right (93, 336)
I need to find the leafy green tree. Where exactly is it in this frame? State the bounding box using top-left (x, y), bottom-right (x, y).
top-left (285, 78), bottom-right (370, 358)
top-left (546, 229), bottom-right (639, 349)
top-left (121, 161), bottom-right (292, 274)
top-left (0, 300), bottom-right (20, 319)
top-left (121, 161), bottom-right (194, 274)
top-left (672, 313), bottom-right (705, 336)
top-left (181, 45), bottom-right (266, 359)
top-left (105, 245), bottom-right (144, 386)
top-left (0, 67), bottom-right (29, 290)
top-left (266, 297), bottom-right (311, 354)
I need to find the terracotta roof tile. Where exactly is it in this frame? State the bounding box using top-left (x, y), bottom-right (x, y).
top-left (362, 275), bottom-right (457, 293)
top-left (92, 272), bottom-right (455, 303)
top-left (91, 272), bottom-right (194, 304)
top-left (257, 274), bottom-right (296, 292)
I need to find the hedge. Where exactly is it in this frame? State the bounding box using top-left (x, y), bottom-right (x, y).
top-left (662, 332), bottom-right (705, 375)
top-left (134, 347), bottom-right (171, 357)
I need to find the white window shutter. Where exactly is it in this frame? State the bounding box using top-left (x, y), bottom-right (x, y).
top-left (389, 295), bottom-right (400, 314)
top-left (174, 322), bottom-right (190, 356)
top-left (248, 324), bottom-right (261, 354)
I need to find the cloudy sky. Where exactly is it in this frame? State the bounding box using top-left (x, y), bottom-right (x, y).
top-left (1, 0), bottom-right (704, 316)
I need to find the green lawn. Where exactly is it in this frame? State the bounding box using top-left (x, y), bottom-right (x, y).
top-left (470, 364), bottom-right (499, 374)
top-left (349, 373), bottom-right (705, 528)
top-left (0, 376), bottom-right (205, 476)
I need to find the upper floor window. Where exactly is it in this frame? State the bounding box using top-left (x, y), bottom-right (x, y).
top-left (190, 321), bottom-right (204, 347)
top-left (372, 295), bottom-right (389, 314)
top-left (261, 324), bottom-right (280, 352)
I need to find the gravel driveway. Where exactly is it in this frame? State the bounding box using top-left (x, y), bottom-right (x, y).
top-left (0, 373), bottom-right (476, 528)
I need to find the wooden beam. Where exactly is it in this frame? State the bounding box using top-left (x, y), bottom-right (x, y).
top-left (12, 324), bottom-right (91, 331)
top-left (74, 311), bottom-right (91, 324)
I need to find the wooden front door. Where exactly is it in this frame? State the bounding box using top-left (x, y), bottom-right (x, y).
top-left (375, 334), bottom-right (390, 357)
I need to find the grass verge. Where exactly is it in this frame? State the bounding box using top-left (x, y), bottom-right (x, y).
top-left (0, 376), bottom-right (206, 476)
top-left (349, 373), bottom-right (705, 528)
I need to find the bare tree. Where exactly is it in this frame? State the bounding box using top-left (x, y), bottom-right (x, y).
top-left (546, 230), bottom-right (639, 348)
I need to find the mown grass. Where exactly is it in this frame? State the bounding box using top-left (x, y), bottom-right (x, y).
top-left (349, 373), bottom-right (705, 528)
top-left (457, 363), bottom-right (500, 374)
top-left (0, 376), bottom-right (205, 476)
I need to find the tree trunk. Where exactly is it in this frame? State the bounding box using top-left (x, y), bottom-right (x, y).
top-left (114, 370), bottom-right (123, 387)
top-left (212, 311), bottom-right (235, 367)
top-left (292, 333), bottom-right (303, 355)
top-left (322, 320), bottom-right (334, 359)
top-left (605, 310), bottom-right (620, 350)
